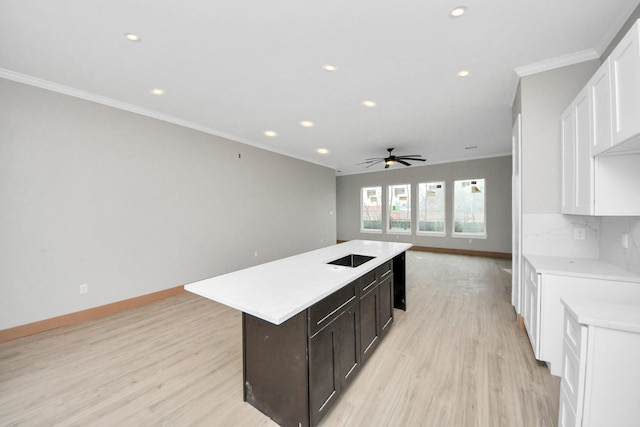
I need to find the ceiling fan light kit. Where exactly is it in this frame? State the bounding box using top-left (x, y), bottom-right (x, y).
top-left (359, 148), bottom-right (426, 169)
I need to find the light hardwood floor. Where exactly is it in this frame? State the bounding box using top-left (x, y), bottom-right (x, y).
top-left (0, 251), bottom-right (560, 426)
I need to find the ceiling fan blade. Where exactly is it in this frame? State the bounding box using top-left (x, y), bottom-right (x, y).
top-left (359, 149), bottom-right (425, 169)
top-left (365, 160), bottom-right (384, 168)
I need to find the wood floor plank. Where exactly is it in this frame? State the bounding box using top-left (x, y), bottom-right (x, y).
top-left (0, 251), bottom-right (559, 426)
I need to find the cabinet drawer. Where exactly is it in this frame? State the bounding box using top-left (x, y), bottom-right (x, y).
top-left (560, 341), bottom-right (582, 414)
top-left (359, 270), bottom-right (377, 296)
top-left (558, 385), bottom-right (578, 427)
top-left (309, 281), bottom-right (357, 336)
top-left (563, 311), bottom-right (585, 360)
top-left (376, 260), bottom-right (393, 280)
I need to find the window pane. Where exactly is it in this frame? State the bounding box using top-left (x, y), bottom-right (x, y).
top-left (453, 179), bottom-right (485, 236)
top-left (388, 184), bottom-right (411, 233)
top-left (361, 186), bottom-right (382, 232)
top-left (418, 182), bottom-right (445, 234)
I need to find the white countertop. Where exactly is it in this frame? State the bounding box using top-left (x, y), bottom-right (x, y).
top-left (561, 298), bottom-right (640, 334)
top-left (524, 254), bottom-right (640, 283)
top-left (184, 240), bottom-right (413, 325)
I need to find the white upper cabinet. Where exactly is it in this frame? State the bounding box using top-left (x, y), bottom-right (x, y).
top-left (610, 20), bottom-right (640, 147)
top-left (573, 89), bottom-right (593, 215)
top-left (561, 88), bottom-right (594, 215)
top-left (589, 59), bottom-right (613, 156)
top-left (561, 105), bottom-right (576, 215)
top-left (560, 19), bottom-right (640, 216)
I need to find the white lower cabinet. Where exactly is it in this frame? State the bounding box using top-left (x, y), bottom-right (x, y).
top-left (522, 255), bottom-right (640, 376)
top-left (559, 299), bottom-right (640, 426)
top-left (522, 257), bottom-right (540, 356)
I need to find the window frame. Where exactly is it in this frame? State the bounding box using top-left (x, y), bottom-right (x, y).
top-left (360, 186), bottom-right (383, 233)
top-left (416, 181), bottom-right (446, 236)
top-left (387, 183), bottom-right (412, 234)
top-left (452, 178), bottom-right (487, 239)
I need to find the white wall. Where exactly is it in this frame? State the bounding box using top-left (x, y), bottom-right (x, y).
top-left (336, 156), bottom-right (512, 254)
top-left (0, 79), bottom-right (337, 330)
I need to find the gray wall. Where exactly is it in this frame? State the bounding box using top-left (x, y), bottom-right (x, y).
top-left (336, 156), bottom-right (512, 254)
top-left (0, 78), bottom-right (337, 329)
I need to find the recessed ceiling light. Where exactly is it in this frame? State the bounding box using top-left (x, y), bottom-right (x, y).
top-left (125, 33), bottom-right (141, 42)
top-left (323, 64), bottom-right (337, 72)
top-left (300, 121), bottom-right (314, 127)
top-left (457, 70), bottom-right (470, 77)
top-left (317, 148), bottom-right (329, 154)
top-left (264, 130), bottom-right (278, 137)
top-left (362, 100), bottom-right (377, 108)
top-left (151, 88), bottom-right (165, 95)
top-left (450, 6), bottom-right (466, 18)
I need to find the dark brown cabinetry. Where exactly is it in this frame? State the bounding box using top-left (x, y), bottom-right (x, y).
top-left (242, 252), bottom-right (406, 427)
top-left (308, 299), bottom-right (359, 426)
top-left (360, 260), bottom-right (393, 363)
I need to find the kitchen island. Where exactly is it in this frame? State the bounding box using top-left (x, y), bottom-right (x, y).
top-left (185, 240), bottom-right (412, 426)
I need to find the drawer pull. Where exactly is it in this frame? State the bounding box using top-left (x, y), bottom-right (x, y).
top-left (316, 295), bottom-right (356, 326)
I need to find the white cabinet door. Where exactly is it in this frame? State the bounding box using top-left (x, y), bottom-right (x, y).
top-left (523, 259), bottom-right (540, 357)
top-left (573, 88), bottom-right (593, 215)
top-left (560, 105), bottom-right (575, 215)
top-left (589, 59), bottom-right (613, 156)
top-left (611, 20), bottom-right (640, 145)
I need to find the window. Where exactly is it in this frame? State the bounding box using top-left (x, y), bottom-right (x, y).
top-left (417, 181), bottom-right (445, 235)
top-left (361, 186), bottom-right (382, 232)
top-left (388, 184), bottom-right (411, 233)
top-left (453, 178), bottom-right (486, 237)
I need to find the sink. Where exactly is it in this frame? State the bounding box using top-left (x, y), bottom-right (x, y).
top-left (327, 254), bottom-right (375, 268)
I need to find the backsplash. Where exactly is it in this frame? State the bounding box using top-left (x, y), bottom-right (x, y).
top-left (522, 213), bottom-right (640, 276)
top-left (522, 214), bottom-right (599, 258)
top-left (599, 217), bottom-right (640, 276)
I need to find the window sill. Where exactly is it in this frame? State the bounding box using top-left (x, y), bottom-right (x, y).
top-left (452, 233), bottom-right (487, 239)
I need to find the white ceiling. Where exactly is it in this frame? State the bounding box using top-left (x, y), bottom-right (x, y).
top-left (1, 0), bottom-right (639, 175)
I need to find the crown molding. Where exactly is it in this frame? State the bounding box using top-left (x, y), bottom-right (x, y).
top-left (0, 68), bottom-right (337, 172)
top-left (0, 68), bottom-right (251, 141)
top-left (514, 49), bottom-right (600, 77)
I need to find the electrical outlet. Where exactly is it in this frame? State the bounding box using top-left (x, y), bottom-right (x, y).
top-left (574, 227), bottom-right (586, 241)
top-left (79, 284), bottom-right (88, 294)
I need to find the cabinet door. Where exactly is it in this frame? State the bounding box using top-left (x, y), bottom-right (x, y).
top-left (360, 286), bottom-right (380, 364)
top-left (611, 21), bottom-right (640, 145)
top-left (309, 321), bottom-right (341, 426)
top-left (560, 105), bottom-right (575, 214)
top-left (590, 59), bottom-right (613, 155)
top-left (337, 304), bottom-right (360, 389)
top-left (378, 274), bottom-right (394, 340)
top-left (573, 87), bottom-right (593, 215)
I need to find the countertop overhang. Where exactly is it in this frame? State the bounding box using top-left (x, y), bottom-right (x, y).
top-left (184, 240), bottom-right (413, 325)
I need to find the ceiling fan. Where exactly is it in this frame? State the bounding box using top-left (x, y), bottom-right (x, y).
top-left (359, 147), bottom-right (427, 169)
